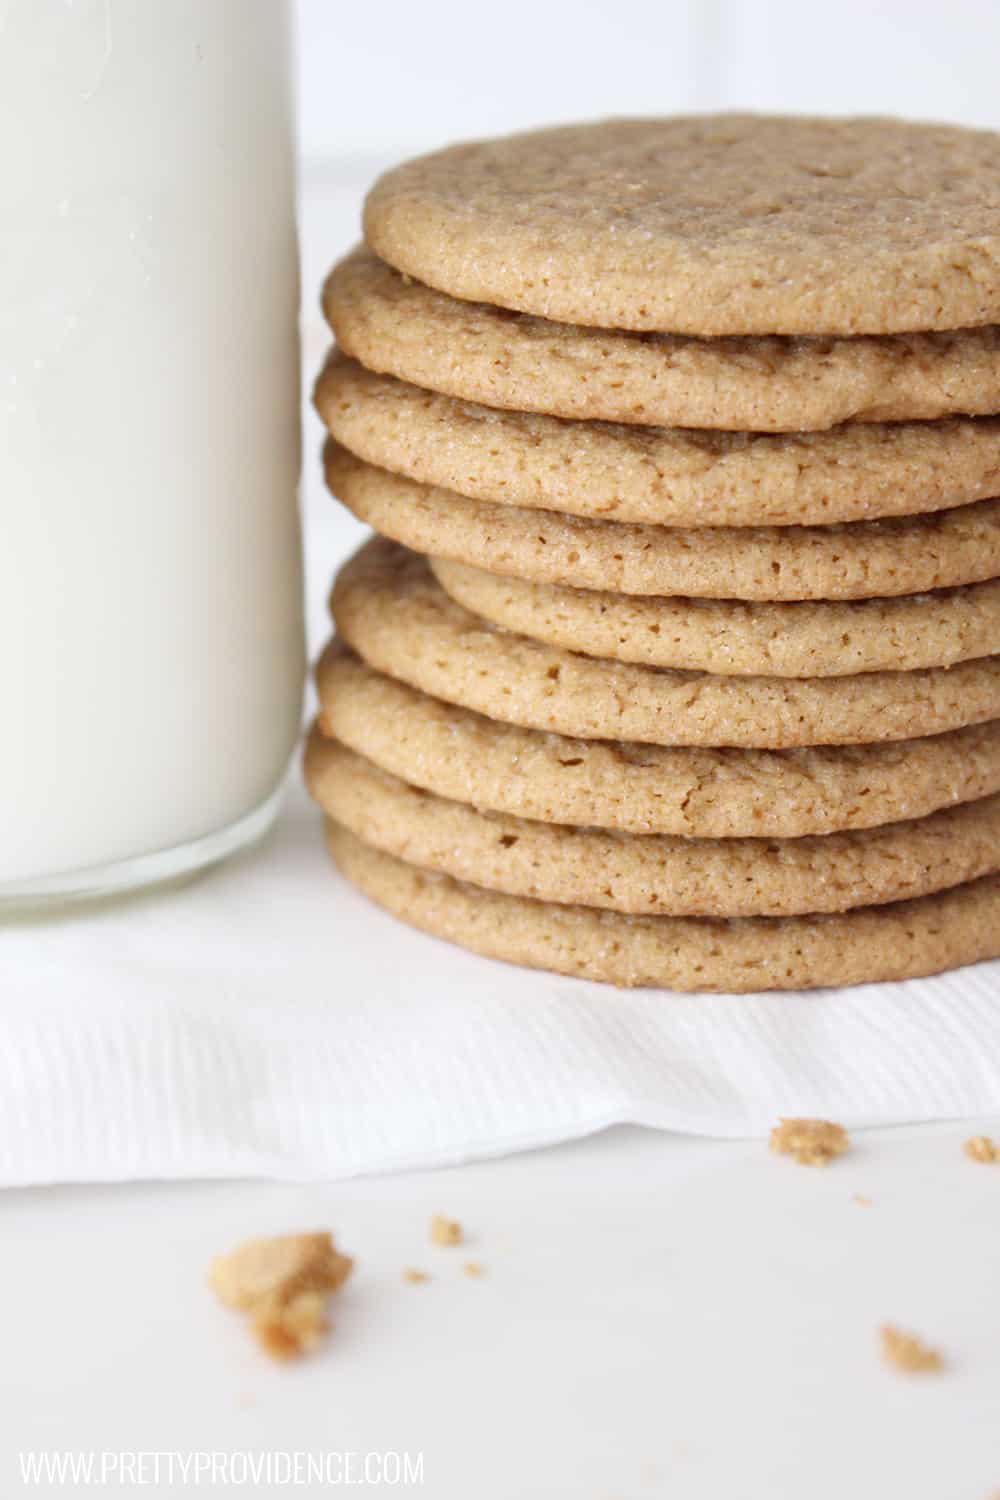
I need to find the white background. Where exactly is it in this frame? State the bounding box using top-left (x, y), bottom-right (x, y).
top-left (295, 0), bottom-right (1000, 165)
top-left (5, 1120), bottom-right (1000, 1499)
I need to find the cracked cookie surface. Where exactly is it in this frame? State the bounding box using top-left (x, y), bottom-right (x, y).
top-left (331, 539), bottom-right (1000, 749)
top-left (325, 250), bottom-right (1000, 433)
top-left (306, 732), bottom-right (1000, 918)
top-left (325, 823), bottom-right (1000, 993)
top-left (325, 444), bottom-right (1000, 603)
top-left (431, 558), bottom-right (1000, 679)
top-left (316, 354), bottom-right (1000, 528)
top-left (315, 648), bottom-right (1000, 839)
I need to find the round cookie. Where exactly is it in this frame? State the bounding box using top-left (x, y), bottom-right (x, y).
top-left (325, 443), bottom-right (1000, 602)
top-left (432, 559), bottom-right (1000, 679)
top-left (331, 539), bottom-right (1000, 749)
top-left (316, 648), bottom-right (1000, 839)
top-left (316, 354), bottom-right (1000, 529)
top-left (326, 824), bottom-right (1000, 992)
top-left (324, 249), bottom-right (1000, 432)
top-left (306, 732), bottom-right (1000, 919)
top-left (364, 117), bottom-right (1000, 336)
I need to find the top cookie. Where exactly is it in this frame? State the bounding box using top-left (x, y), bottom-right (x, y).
top-left (364, 116), bottom-right (1000, 336)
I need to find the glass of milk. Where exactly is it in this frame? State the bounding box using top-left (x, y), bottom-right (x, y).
top-left (0, 0), bottom-right (305, 907)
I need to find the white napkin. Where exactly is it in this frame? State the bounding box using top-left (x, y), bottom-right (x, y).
top-left (2, 767), bottom-right (999, 1189)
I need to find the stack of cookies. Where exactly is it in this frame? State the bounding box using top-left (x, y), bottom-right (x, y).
top-left (306, 115), bottom-right (1000, 993)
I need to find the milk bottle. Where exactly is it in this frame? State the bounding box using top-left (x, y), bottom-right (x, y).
top-left (0, 0), bottom-right (305, 903)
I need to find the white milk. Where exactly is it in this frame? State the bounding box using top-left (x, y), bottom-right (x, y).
top-left (0, 0), bottom-right (305, 899)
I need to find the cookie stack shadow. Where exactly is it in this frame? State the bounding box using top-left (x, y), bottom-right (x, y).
top-left (305, 116), bottom-right (1000, 993)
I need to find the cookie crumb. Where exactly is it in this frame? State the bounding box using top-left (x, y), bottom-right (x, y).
top-left (769, 1118), bottom-right (848, 1166)
top-left (402, 1268), bottom-right (430, 1285)
top-left (463, 1261), bottom-right (485, 1278)
top-left (963, 1134), bottom-right (999, 1164)
top-left (209, 1231), bottom-right (353, 1362)
top-left (254, 1291), bottom-right (329, 1362)
top-left (879, 1325), bottom-right (944, 1374)
top-left (430, 1214), bottom-right (463, 1247)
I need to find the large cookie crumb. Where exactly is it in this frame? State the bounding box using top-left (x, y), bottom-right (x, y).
top-left (209, 1231), bottom-right (353, 1362)
top-left (963, 1135), bottom-right (999, 1163)
top-left (880, 1325), bottom-right (944, 1374)
top-left (769, 1118), bottom-right (849, 1166)
top-left (430, 1214), bottom-right (463, 1247)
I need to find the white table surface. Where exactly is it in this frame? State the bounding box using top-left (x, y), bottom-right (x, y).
top-left (5, 169), bottom-right (1000, 1498)
top-left (4, 1120), bottom-right (1000, 1498)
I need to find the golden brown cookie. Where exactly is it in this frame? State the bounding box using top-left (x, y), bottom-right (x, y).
top-left (364, 117), bottom-right (1000, 336)
top-left (431, 559), bottom-right (1000, 678)
top-left (316, 648), bottom-right (1000, 839)
top-left (331, 539), bottom-right (1000, 749)
top-left (325, 443), bottom-right (1000, 602)
top-left (316, 354), bottom-right (1000, 529)
top-left (326, 824), bottom-right (1000, 992)
top-left (305, 731), bottom-right (1000, 918)
top-left (324, 250), bottom-right (1000, 432)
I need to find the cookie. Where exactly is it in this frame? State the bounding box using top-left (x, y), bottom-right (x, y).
top-left (316, 648), bottom-right (1000, 839)
top-left (331, 539), bottom-right (1000, 749)
top-left (432, 559), bottom-right (1000, 679)
top-left (324, 250), bottom-right (1000, 432)
top-left (306, 732), bottom-right (1000, 919)
top-left (363, 117), bottom-right (1000, 336)
top-left (316, 354), bottom-right (1000, 529)
top-left (325, 444), bottom-right (1000, 602)
top-left (326, 824), bottom-right (1000, 992)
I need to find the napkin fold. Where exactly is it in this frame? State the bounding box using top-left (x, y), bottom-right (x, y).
top-left (2, 777), bottom-right (999, 1189)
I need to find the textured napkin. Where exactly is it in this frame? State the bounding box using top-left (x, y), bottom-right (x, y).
top-left (2, 766), bottom-right (1000, 1189)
